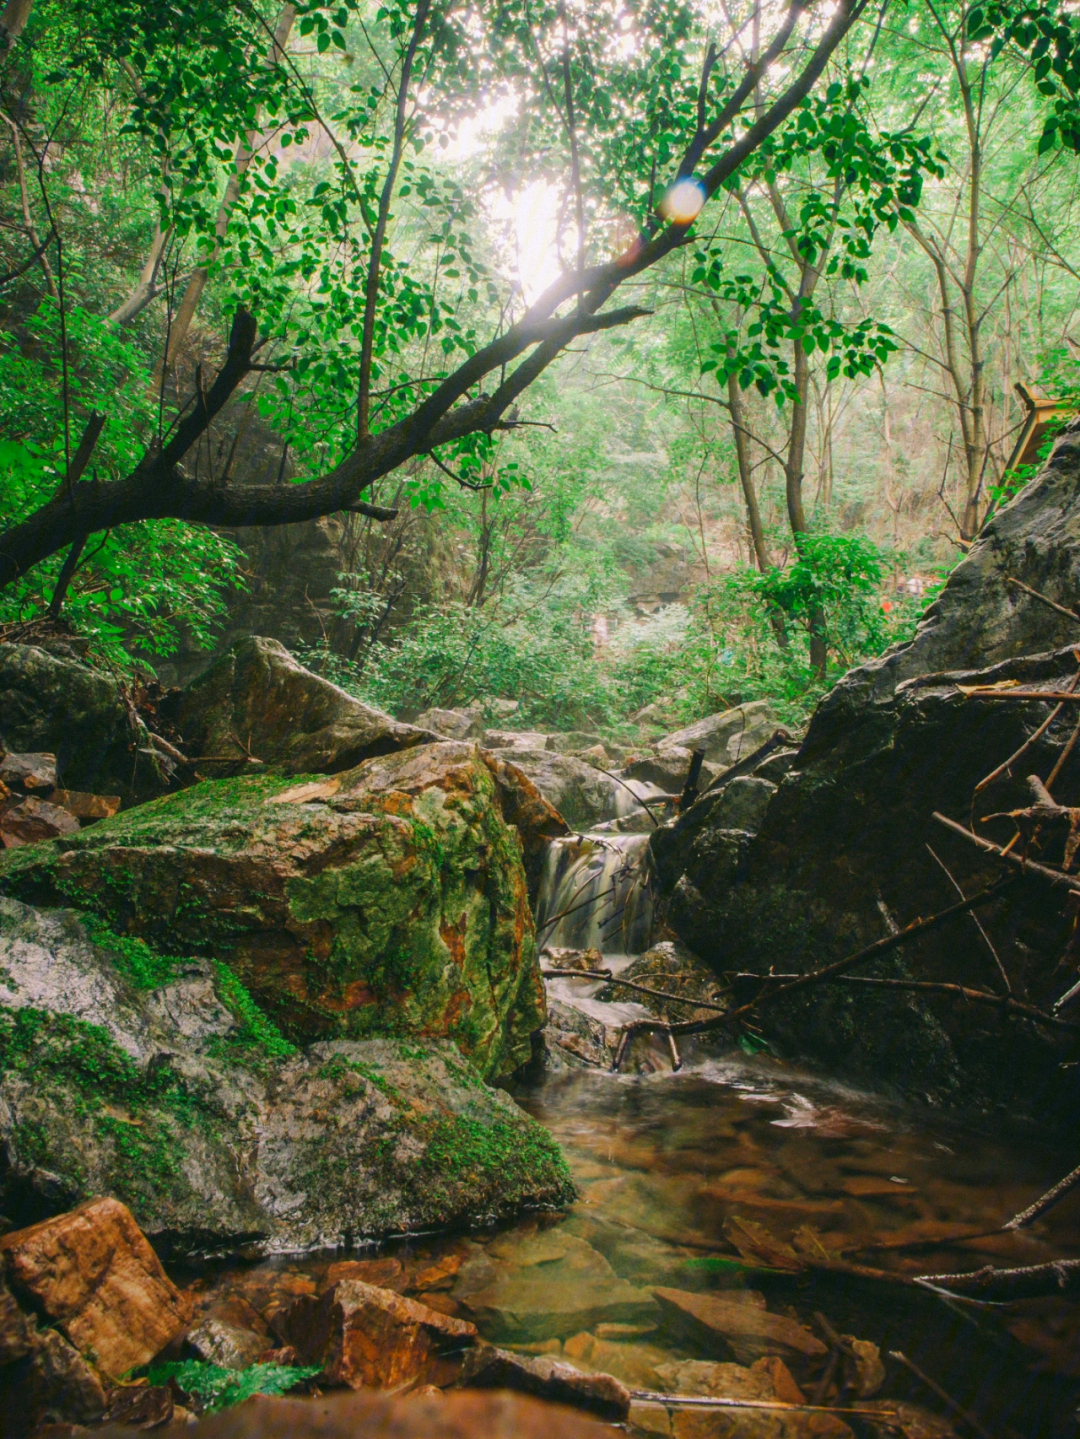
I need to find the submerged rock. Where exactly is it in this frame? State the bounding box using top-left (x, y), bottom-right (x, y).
top-left (0, 741), bottom-right (544, 1078)
top-left (174, 636), bottom-right (433, 775)
top-left (0, 898), bottom-right (572, 1253)
top-left (453, 1229), bottom-right (657, 1341)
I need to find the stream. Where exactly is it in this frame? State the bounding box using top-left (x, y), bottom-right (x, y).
top-left (181, 809), bottom-right (1080, 1438)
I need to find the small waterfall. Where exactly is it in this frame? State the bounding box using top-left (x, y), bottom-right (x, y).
top-left (535, 831), bottom-right (654, 955)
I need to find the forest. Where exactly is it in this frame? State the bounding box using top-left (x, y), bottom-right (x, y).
top-left (1, 0), bottom-right (1078, 731)
top-left (2, 1), bottom-right (1080, 1437)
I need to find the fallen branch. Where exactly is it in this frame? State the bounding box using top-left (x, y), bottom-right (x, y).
top-left (703, 728), bottom-right (797, 796)
top-left (933, 811), bottom-right (1080, 893)
top-left (973, 662), bottom-right (1080, 792)
top-left (827, 975), bottom-right (1077, 1031)
top-left (961, 688), bottom-right (1080, 703)
top-left (1002, 1159), bottom-right (1080, 1230)
top-left (1004, 575), bottom-right (1080, 626)
top-left (914, 1258), bottom-right (1080, 1301)
top-left (541, 967), bottom-right (729, 1014)
top-left (610, 875), bottom-right (1018, 1065)
top-left (889, 1351), bottom-right (993, 1439)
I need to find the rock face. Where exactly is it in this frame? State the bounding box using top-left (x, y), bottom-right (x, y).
top-left (0, 645), bottom-right (152, 805)
top-left (651, 426), bottom-right (1080, 1120)
top-left (659, 701), bottom-right (778, 765)
top-left (0, 898), bottom-right (572, 1253)
top-left (173, 636), bottom-right (432, 775)
top-left (0, 742), bottom-right (545, 1079)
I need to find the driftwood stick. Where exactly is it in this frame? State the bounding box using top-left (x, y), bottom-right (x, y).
top-left (934, 812), bottom-right (1080, 893)
top-left (1003, 1160), bottom-right (1080, 1230)
top-left (962, 689), bottom-right (1080, 703)
top-left (703, 728), bottom-right (796, 796)
top-left (536, 882), bottom-right (619, 937)
top-left (1004, 575), bottom-right (1080, 626)
top-left (610, 876), bottom-right (1018, 1059)
top-left (1046, 713), bottom-right (1080, 792)
top-left (830, 976), bottom-right (1077, 1030)
top-left (629, 1392), bottom-right (898, 1418)
top-left (914, 1259), bottom-right (1080, 1301)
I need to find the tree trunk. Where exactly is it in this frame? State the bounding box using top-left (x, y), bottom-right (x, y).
top-left (727, 370), bottom-right (771, 572)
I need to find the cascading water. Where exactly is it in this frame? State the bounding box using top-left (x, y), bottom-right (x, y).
top-left (535, 831), bottom-right (654, 954)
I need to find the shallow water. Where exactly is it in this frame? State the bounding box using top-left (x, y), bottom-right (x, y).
top-left (183, 1042), bottom-right (1080, 1438)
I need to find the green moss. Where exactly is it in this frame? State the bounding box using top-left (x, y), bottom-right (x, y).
top-left (0, 1005), bottom-right (211, 1198)
top-left (81, 915), bottom-right (181, 989)
top-left (414, 1108), bottom-right (574, 1213)
top-left (210, 962), bottom-right (296, 1061)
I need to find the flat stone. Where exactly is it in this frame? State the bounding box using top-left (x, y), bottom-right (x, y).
top-left (325, 1258), bottom-right (406, 1292)
top-left (21, 1327), bottom-right (108, 1425)
top-left (281, 1279), bottom-right (477, 1391)
top-left (415, 708), bottom-right (485, 741)
top-left (653, 1288), bottom-right (827, 1365)
top-left (459, 1343), bottom-right (631, 1420)
top-left (455, 1233), bottom-right (657, 1341)
top-left (96, 1389), bottom-right (617, 1439)
top-left (0, 1197), bottom-right (190, 1379)
top-left (0, 1271), bottom-right (35, 1363)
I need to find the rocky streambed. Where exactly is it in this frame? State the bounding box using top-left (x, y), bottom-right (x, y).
top-left (3, 430), bottom-right (1080, 1434)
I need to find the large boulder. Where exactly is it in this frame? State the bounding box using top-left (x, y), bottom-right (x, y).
top-left (657, 701), bottom-right (777, 765)
top-left (173, 636), bottom-right (433, 775)
top-left (485, 749), bottom-right (622, 830)
top-left (0, 645), bottom-right (154, 805)
top-left (0, 742), bottom-right (545, 1079)
top-left (0, 898), bottom-right (572, 1253)
top-left (651, 425), bottom-right (1080, 1120)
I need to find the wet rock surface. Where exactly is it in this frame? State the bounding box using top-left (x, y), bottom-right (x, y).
top-left (649, 433), bottom-right (1080, 1118)
top-left (0, 897), bottom-right (570, 1252)
top-left (0, 741), bottom-right (545, 1077)
top-left (486, 748), bottom-right (623, 830)
top-left (173, 636), bottom-right (433, 776)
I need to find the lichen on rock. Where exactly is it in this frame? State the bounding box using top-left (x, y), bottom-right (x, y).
top-left (0, 898), bottom-right (573, 1254)
top-left (0, 741), bottom-right (546, 1080)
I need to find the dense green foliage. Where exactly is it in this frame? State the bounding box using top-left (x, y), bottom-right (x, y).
top-left (0, 0), bottom-right (1076, 719)
top-left (144, 1360), bottom-right (320, 1411)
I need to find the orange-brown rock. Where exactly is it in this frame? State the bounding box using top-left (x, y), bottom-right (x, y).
top-left (281, 1279), bottom-right (477, 1391)
top-left (95, 1389), bottom-right (616, 1439)
top-left (50, 790), bottom-right (121, 822)
top-left (653, 1288), bottom-right (827, 1366)
top-left (0, 1197), bottom-right (190, 1380)
top-left (324, 1257), bottom-right (406, 1292)
top-left (0, 752), bottom-right (57, 792)
top-left (0, 1272), bottom-right (35, 1363)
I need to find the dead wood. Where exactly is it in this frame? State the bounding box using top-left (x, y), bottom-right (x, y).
top-left (540, 967), bottom-right (729, 1014)
top-left (914, 1258), bottom-right (1080, 1300)
top-left (1002, 1160), bottom-right (1080, 1230)
top-left (933, 811), bottom-right (1080, 892)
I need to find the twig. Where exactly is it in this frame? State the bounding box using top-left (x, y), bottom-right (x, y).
top-left (536, 883), bottom-right (619, 937)
top-left (586, 762), bottom-right (669, 826)
top-left (912, 1260), bottom-right (1080, 1301)
top-left (1046, 713), bottom-right (1080, 792)
top-left (889, 1351), bottom-right (994, 1439)
top-left (973, 664), bottom-right (1080, 792)
top-left (1002, 1160), bottom-right (1080, 1230)
top-left (962, 689), bottom-right (1080, 703)
top-left (628, 1391), bottom-right (896, 1418)
top-left (541, 968), bottom-right (729, 1014)
top-left (933, 811), bottom-right (1080, 893)
top-left (926, 845), bottom-right (1011, 992)
top-left (827, 976), bottom-right (1076, 1030)
top-left (1005, 575), bottom-right (1080, 626)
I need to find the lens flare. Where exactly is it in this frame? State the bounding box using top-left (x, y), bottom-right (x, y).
top-left (660, 176), bottom-right (706, 224)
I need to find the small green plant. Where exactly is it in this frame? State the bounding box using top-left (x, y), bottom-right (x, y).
top-left (211, 962), bottom-right (296, 1061)
top-left (82, 917), bottom-right (181, 990)
top-left (145, 1360), bottom-right (320, 1412)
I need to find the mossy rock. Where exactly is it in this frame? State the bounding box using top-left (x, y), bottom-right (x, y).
top-left (0, 742), bottom-right (545, 1080)
top-left (0, 897), bottom-right (573, 1254)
